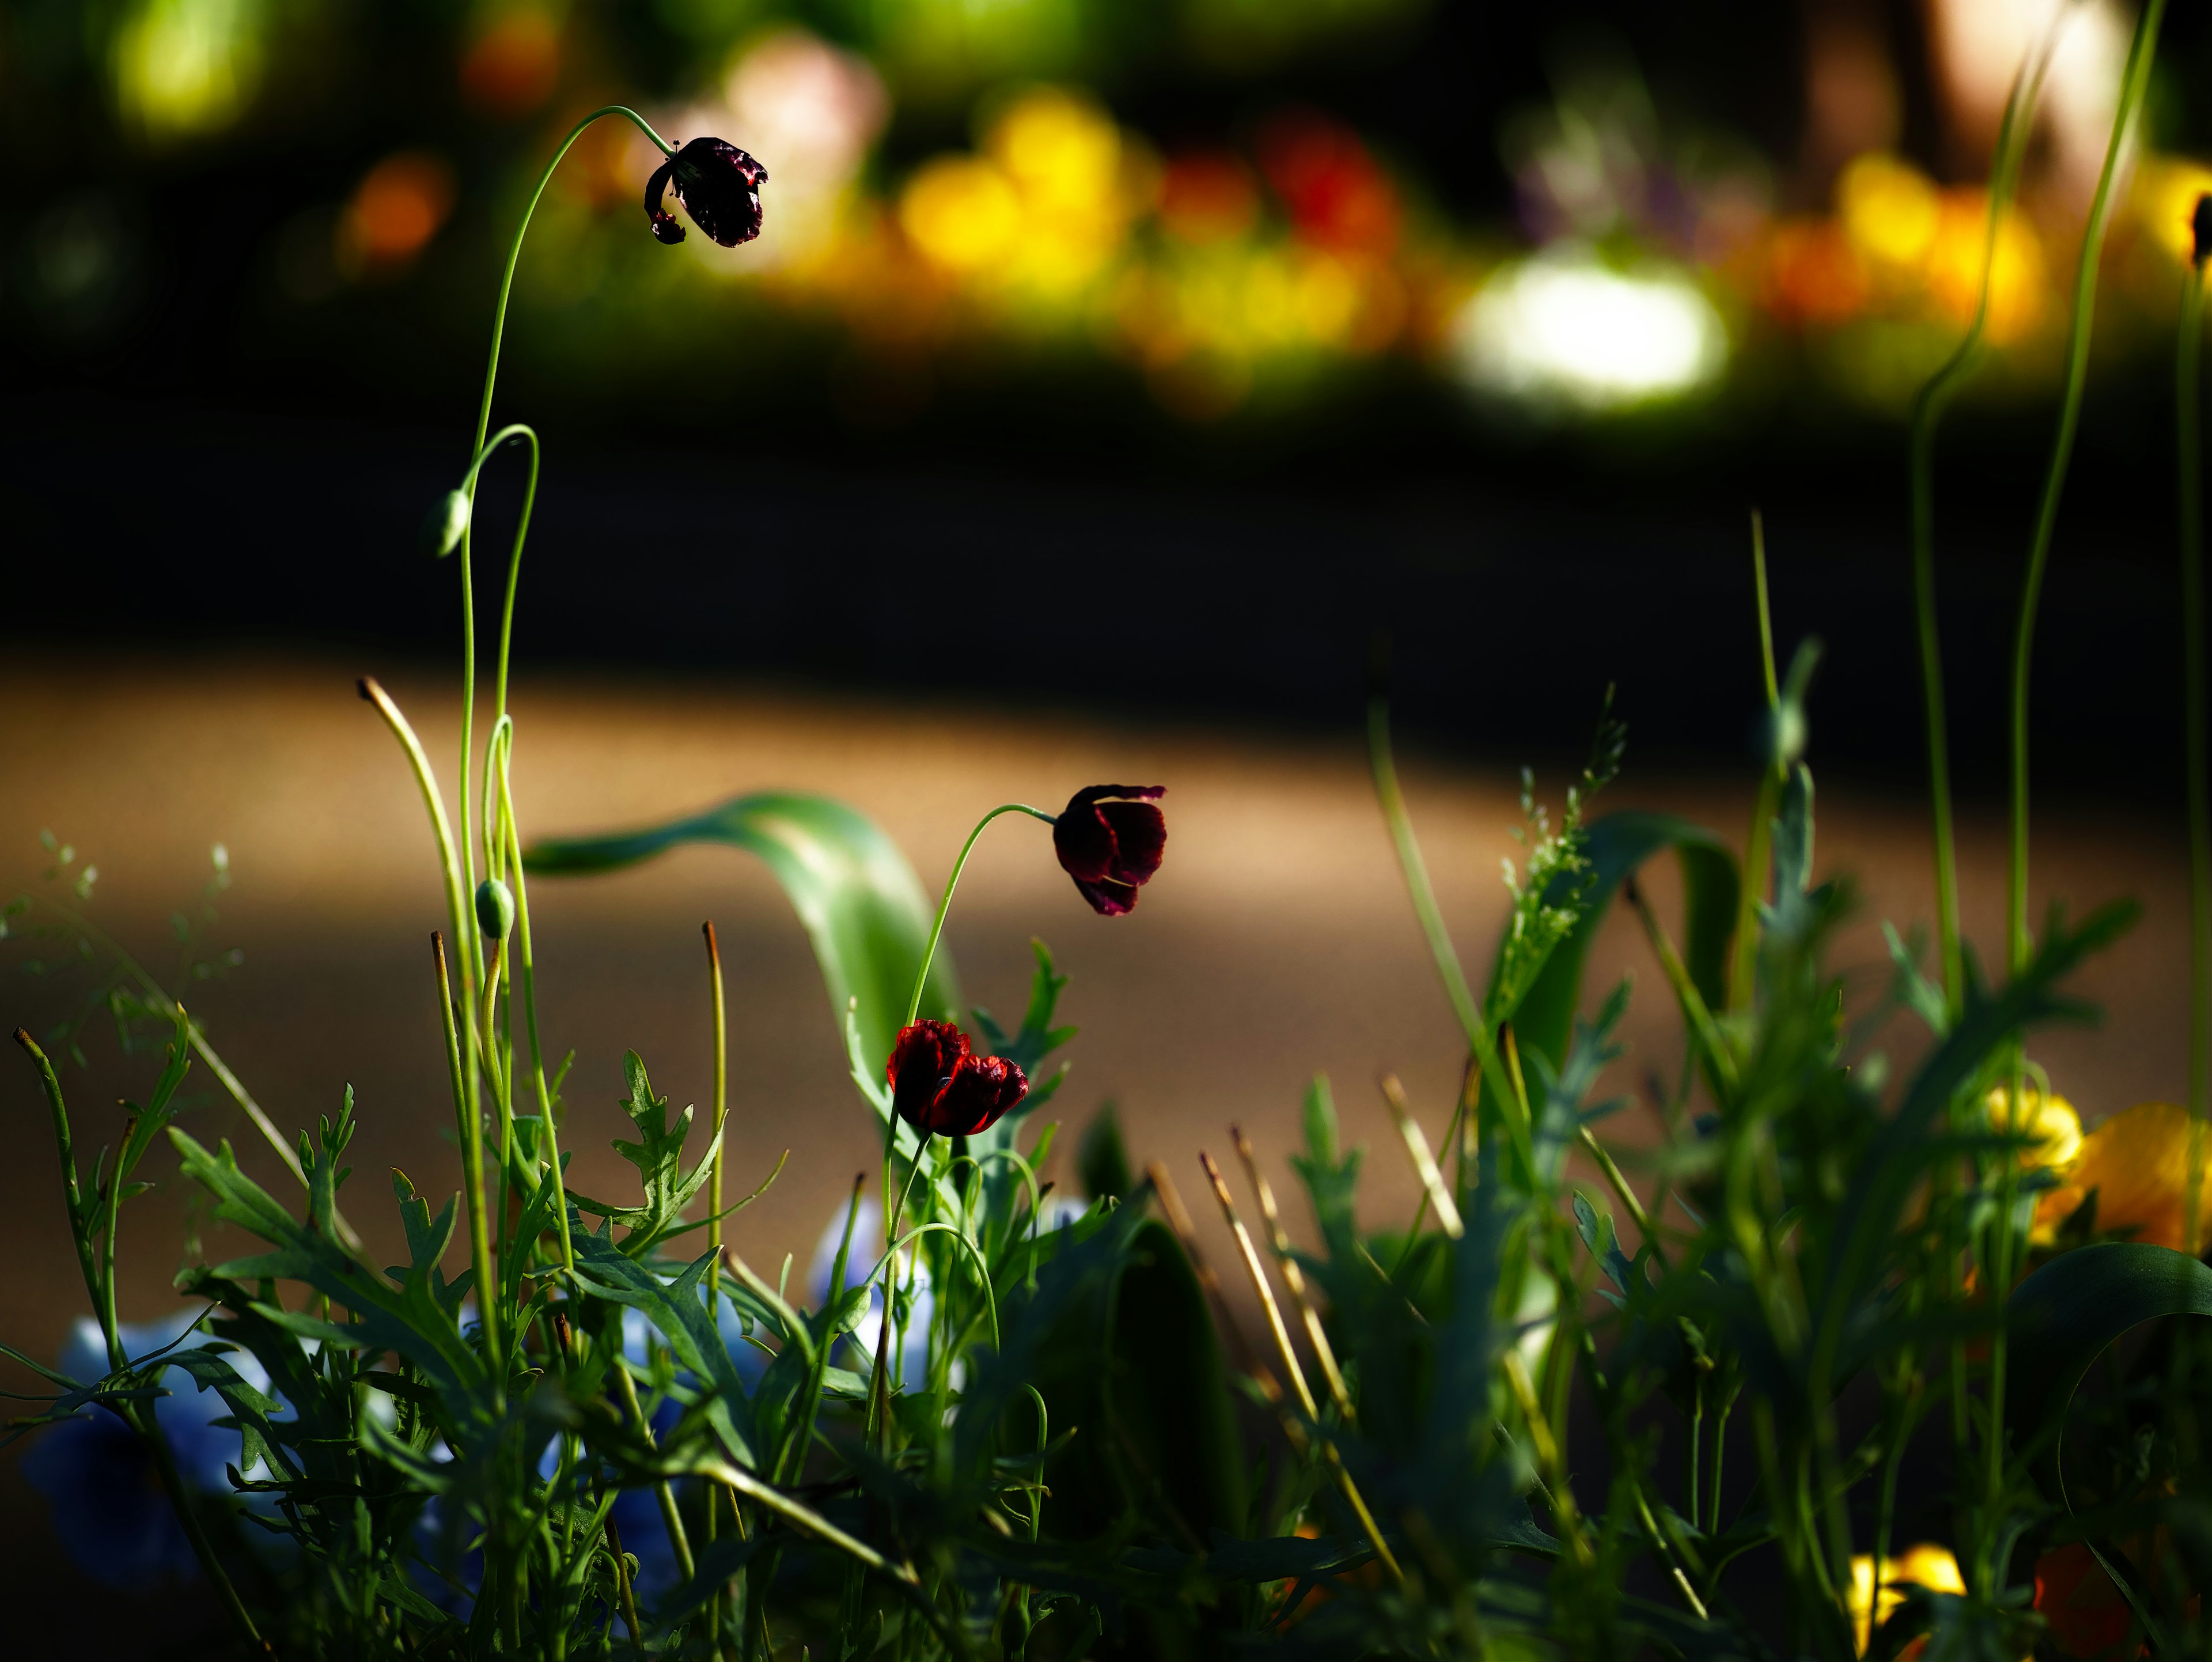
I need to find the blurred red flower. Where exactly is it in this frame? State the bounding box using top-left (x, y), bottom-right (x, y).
top-left (888, 1020), bottom-right (1028, 1138)
top-left (1256, 113), bottom-right (1400, 255)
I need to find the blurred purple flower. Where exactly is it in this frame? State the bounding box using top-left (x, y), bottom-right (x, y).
top-left (21, 1317), bottom-right (273, 1588)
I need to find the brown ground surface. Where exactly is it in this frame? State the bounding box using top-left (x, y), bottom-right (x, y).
top-left (0, 651), bottom-right (2190, 1648)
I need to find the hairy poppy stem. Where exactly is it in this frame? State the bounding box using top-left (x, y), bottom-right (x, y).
top-left (902, 803), bottom-right (1056, 1031)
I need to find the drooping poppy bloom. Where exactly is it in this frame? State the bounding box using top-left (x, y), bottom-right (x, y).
top-left (2032, 1100), bottom-right (2212, 1253)
top-left (644, 137), bottom-right (767, 247)
top-left (887, 1019), bottom-right (1028, 1137)
top-left (1052, 785), bottom-right (1165, 916)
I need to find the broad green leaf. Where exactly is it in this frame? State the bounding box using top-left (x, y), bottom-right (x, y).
top-left (1022, 1215), bottom-right (1245, 1543)
top-left (2005, 1239), bottom-right (2212, 1501)
top-left (524, 791), bottom-right (961, 1097)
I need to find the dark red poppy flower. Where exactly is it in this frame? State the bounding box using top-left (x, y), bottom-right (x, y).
top-left (645, 137), bottom-right (767, 248)
top-left (887, 1019), bottom-right (1028, 1138)
top-left (1052, 785), bottom-right (1166, 916)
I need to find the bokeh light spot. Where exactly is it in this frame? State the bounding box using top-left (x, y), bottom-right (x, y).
top-left (900, 157), bottom-right (1022, 273)
top-left (460, 6), bottom-right (562, 119)
top-left (1452, 250), bottom-right (1726, 411)
top-left (339, 153), bottom-right (459, 277)
top-left (114, 0), bottom-right (266, 139)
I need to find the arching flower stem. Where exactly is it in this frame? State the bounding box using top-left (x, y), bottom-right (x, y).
top-left (901, 804), bottom-right (1058, 1031)
top-left (453, 105), bottom-right (675, 1035)
top-left (452, 423), bottom-right (541, 733)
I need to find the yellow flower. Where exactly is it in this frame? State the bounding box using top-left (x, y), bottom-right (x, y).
top-left (1985, 1084), bottom-right (2082, 1172)
top-left (1846, 1543), bottom-right (1964, 1657)
top-left (2034, 1100), bottom-right (2212, 1254)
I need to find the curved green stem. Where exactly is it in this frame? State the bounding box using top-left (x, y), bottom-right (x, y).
top-left (452, 104), bottom-right (673, 1069)
top-left (884, 1220), bottom-right (1000, 1351)
top-left (901, 804), bottom-right (1056, 1032)
top-left (1910, 9), bottom-right (2066, 1019)
top-left (1993, 0), bottom-right (2166, 1525)
top-left (2008, 0), bottom-right (2167, 978)
top-left (2181, 252), bottom-right (2209, 1252)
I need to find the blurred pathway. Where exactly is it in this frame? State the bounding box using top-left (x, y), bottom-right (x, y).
top-left (0, 651), bottom-right (2191, 1638)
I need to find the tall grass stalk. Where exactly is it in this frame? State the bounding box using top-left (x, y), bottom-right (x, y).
top-left (1991, 0), bottom-right (2168, 1531)
top-left (2180, 238), bottom-right (2209, 1254)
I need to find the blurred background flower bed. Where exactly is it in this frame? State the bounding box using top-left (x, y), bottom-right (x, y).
top-left (8, 0), bottom-right (2212, 451)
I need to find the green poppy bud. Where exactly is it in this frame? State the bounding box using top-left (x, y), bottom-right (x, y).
top-left (1760, 699), bottom-right (1807, 771)
top-left (475, 877), bottom-right (516, 940)
top-left (422, 489), bottom-right (471, 559)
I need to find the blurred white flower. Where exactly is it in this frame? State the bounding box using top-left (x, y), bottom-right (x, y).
top-left (810, 1193), bottom-right (933, 1386)
top-left (1449, 247), bottom-right (1726, 412)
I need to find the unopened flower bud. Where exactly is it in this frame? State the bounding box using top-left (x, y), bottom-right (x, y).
top-left (475, 877), bottom-right (515, 940)
top-left (423, 490), bottom-right (471, 559)
top-left (1760, 699), bottom-right (1808, 770)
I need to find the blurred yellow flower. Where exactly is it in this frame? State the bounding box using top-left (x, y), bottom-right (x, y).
top-left (1986, 1084), bottom-right (2082, 1172)
top-left (1846, 1543), bottom-right (1965, 1658)
top-left (1839, 154), bottom-right (1941, 270)
top-left (900, 157), bottom-right (1022, 274)
top-left (1925, 192), bottom-right (2044, 343)
top-left (2133, 156), bottom-right (2212, 267)
top-left (2034, 1100), bottom-right (2212, 1253)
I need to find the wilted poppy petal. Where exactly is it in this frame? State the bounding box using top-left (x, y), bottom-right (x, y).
top-left (1097, 798), bottom-right (1166, 883)
top-left (642, 158), bottom-right (684, 245)
top-left (1054, 785), bottom-right (1165, 914)
top-left (1073, 874), bottom-right (1139, 916)
top-left (671, 137), bottom-right (767, 247)
top-left (937, 1053), bottom-right (1028, 1136)
top-left (1052, 794), bottom-right (1116, 882)
top-left (888, 1020), bottom-right (967, 1132)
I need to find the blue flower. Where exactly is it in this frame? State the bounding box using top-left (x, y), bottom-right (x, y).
top-left (21, 1316), bottom-right (274, 1588)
